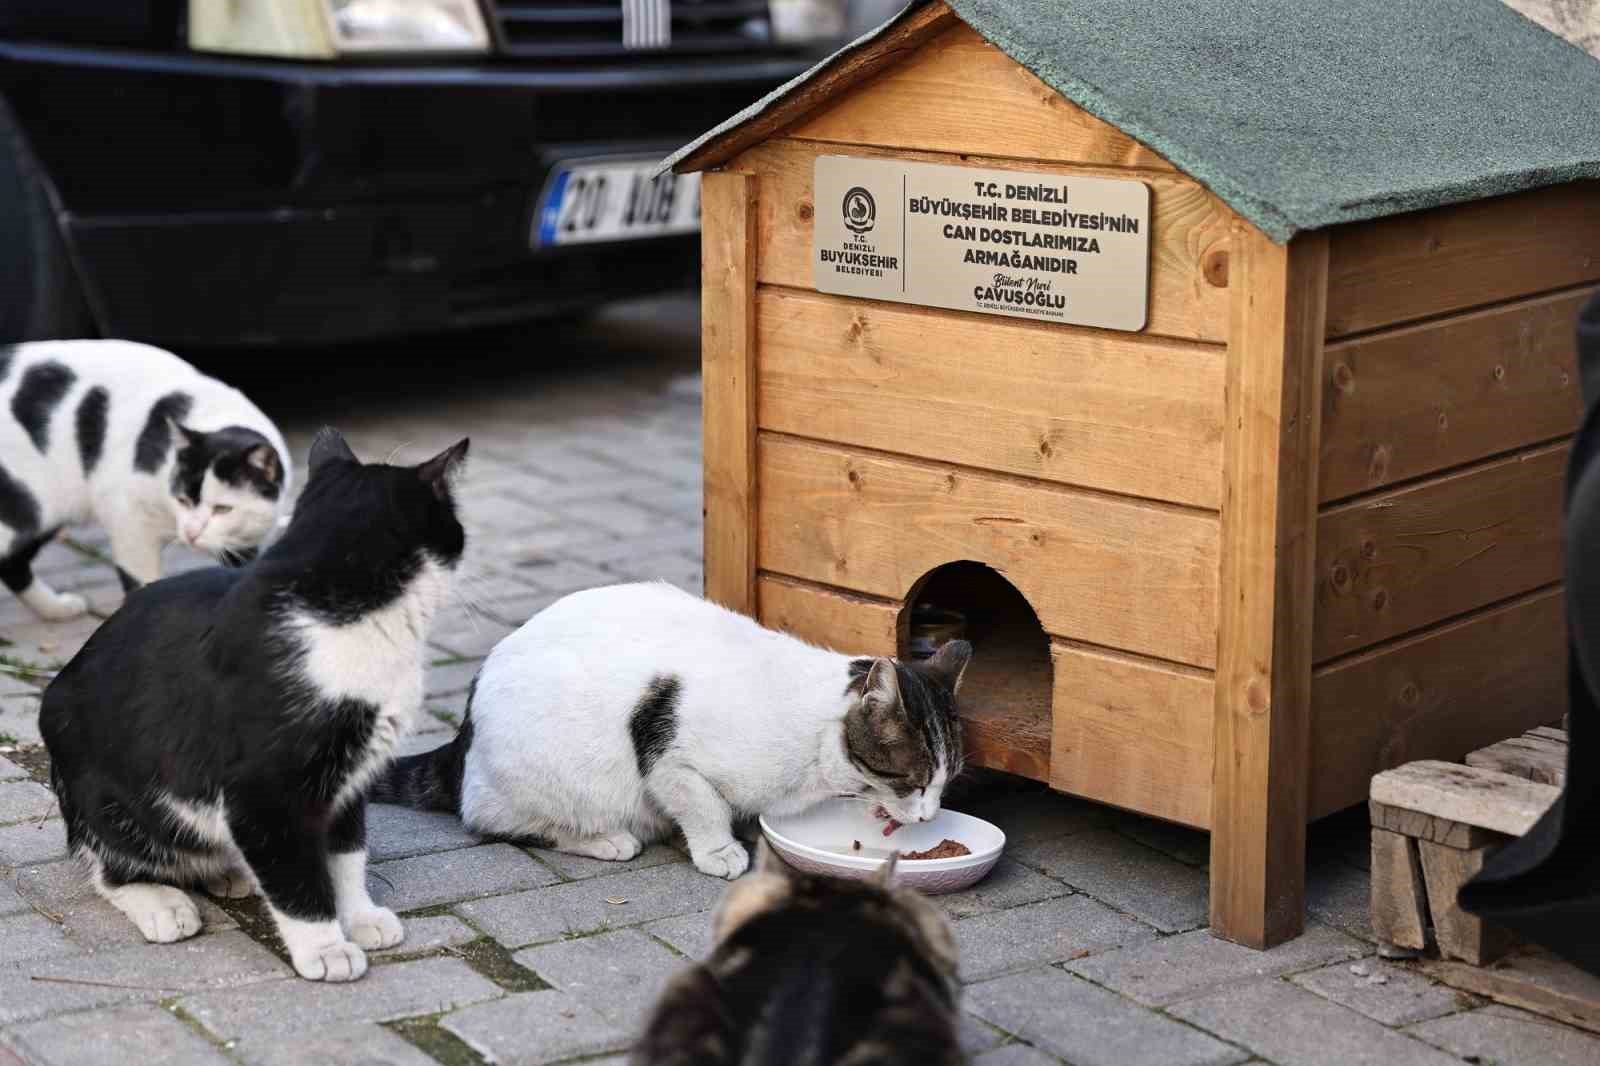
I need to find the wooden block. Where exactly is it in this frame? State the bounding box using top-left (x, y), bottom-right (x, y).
top-left (1370, 761), bottom-right (1560, 838)
top-left (755, 574), bottom-right (898, 656)
top-left (671, 1), bottom-right (960, 174)
top-left (959, 626), bottom-right (1054, 782)
top-left (1418, 839), bottom-right (1513, 965)
top-left (1529, 725), bottom-right (1570, 743)
top-left (1369, 799), bottom-right (1504, 850)
top-left (1313, 443), bottom-right (1566, 662)
top-left (789, 23), bottom-right (1175, 170)
top-left (1208, 227), bottom-right (1328, 948)
top-left (1369, 828), bottom-right (1430, 951)
top-left (735, 137), bottom-right (1232, 344)
top-left (1318, 287), bottom-right (1589, 503)
top-left (1050, 642), bottom-right (1214, 829)
top-left (1424, 949), bottom-right (1600, 1035)
top-left (755, 287), bottom-right (1226, 509)
top-left (1465, 734), bottom-right (1568, 786)
top-left (701, 171), bottom-right (760, 615)
top-left (1310, 586), bottom-right (1566, 818)
top-left (755, 433), bottom-right (1222, 667)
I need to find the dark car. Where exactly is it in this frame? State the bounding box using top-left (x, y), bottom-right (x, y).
top-left (0, 0), bottom-right (852, 346)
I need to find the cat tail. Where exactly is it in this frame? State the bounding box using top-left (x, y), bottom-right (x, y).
top-left (370, 711), bottom-right (472, 814)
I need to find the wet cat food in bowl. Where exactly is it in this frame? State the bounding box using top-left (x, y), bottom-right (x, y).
top-left (760, 798), bottom-right (1004, 894)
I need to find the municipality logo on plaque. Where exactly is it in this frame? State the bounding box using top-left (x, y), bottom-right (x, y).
top-left (842, 186), bottom-right (876, 234)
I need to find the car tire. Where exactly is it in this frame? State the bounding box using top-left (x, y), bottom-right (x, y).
top-left (0, 96), bottom-right (95, 343)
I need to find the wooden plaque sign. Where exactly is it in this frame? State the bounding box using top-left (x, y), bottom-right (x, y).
top-left (812, 155), bottom-right (1150, 331)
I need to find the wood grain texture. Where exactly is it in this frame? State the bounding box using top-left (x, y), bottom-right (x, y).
top-left (1050, 642), bottom-right (1214, 828)
top-left (755, 573), bottom-right (898, 655)
top-left (1370, 761), bottom-right (1560, 838)
top-left (789, 23), bottom-right (1174, 170)
top-left (1314, 443), bottom-right (1567, 662)
top-left (1209, 227), bottom-right (1328, 948)
top-left (755, 286), bottom-right (1225, 508)
top-left (1311, 586), bottom-right (1566, 819)
top-left (671, 1), bottom-right (960, 173)
top-left (755, 433), bottom-right (1222, 667)
top-left (733, 137), bottom-right (1232, 343)
top-left (1424, 951), bottom-right (1600, 1036)
top-left (701, 171), bottom-right (760, 614)
top-left (1369, 799), bottom-right (1501, 850)
top-left (1319, 287), bottom-right (1590, 502)
top-left (1369, 828), bottom-right (1429, 952)
top-left (1325, 182), bottom-right (1600, 338)
top-left (1465, 733), bottom-right (1568, 787)
top-left (1418, 840), bottom-right (1513, 966)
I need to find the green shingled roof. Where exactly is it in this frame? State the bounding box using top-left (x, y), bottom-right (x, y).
top-left (666, 0), bottom-right (1600, 242)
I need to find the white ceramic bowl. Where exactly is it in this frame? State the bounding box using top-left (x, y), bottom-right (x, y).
top-left (759, 798), bottom-right (1005, 894)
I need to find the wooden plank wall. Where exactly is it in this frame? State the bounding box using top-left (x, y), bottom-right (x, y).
top-left (723, 23), bottom-right (1231, 825)
top-left (1308, 185), bottom-right (1600, 817)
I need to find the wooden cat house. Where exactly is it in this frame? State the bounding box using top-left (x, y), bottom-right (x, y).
top-left (665, 0), bottom-right (1600, 947)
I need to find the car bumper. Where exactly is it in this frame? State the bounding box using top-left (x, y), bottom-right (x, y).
top-left (0, 43), bottom-right (813, 343)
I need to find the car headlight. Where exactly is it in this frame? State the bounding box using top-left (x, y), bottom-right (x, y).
top-left (767, 0), bottom-right (846, 44)
top-left (190, 0), bottom-right (491, 59)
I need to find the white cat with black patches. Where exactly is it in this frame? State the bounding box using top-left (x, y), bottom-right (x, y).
top-left (0, 339), bottom-right (289, 620)
top-left (375, 582), bottom-right (972, 880)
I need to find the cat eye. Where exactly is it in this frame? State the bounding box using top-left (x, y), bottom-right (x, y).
top-left (213, 504), bottom-right (234, 515)
top-left (177, 495), bottom-right (195, 508)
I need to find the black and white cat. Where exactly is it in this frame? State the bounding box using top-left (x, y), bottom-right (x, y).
top-left (374, 581), bottom-right (971, 880)
top-left (0, 340), bottom-right (290, 620)
top-left (632, 843), bottom-right (963, 1066)
top-left (40, 427), bottom-right (468, 982)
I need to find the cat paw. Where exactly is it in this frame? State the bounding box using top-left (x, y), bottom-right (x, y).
top-left (343, 906), bottom-right (404, 951)
top-left (692, 841), bottom-right (750, 880)
top-left (204, 870), bottom-right (257, 899)
top-left (122, 888), bottom-right (203, 943)
top-left (291, 940), bottom-right (369, 982)
top-left (29, 591), bottom-right (88, 622)
top-left (559, 830), bottom-right (643, 862)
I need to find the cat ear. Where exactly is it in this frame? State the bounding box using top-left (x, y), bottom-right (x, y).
top-left (245, 444), bottom-right (282, 486)
top-left (874, 851), bottom-right (901, 888)
top-left (309, 427), bottom-right (358, 472)
top-left (418, 438), bottom-right (470, 500)
top-left (926, 639), bottom-right (973, 695)
top-left (863, 657), bottom-right (900, 709)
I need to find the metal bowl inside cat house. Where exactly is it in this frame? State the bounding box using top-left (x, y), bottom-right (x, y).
top-left (759, 798), bottom-right (1005, 894)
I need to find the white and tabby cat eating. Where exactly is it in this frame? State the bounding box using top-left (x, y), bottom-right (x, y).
top-left (0, 340), bottom-right (289, 620)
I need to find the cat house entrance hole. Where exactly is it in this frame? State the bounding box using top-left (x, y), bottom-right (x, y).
top-left (899, 562), bottom-right (1052, 782)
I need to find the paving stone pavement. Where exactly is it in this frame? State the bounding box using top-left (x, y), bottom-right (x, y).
top-left (1, 297), bottom-right (1596, 1064)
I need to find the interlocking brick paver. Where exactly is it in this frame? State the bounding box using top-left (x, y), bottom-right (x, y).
top-left (936, 858), bottom-right (1072, 920)
top-left (376, 914), bottom-right (479, 955)
top-left (369, 843), bottom-right (560, 912)
top-left (641, 911), bottom-right (715, 961)
top-left (1407, 1004), bottom-right (1600, 1065)
top-left (1111, 813), bottom-right (1210, 868)
top-left (180, 956), bottom-right (500, 1041)
top-left (0, 781), bottom-right (56, 825)
top-left (1169, 978), bottom-right (1462, 1066)
top-left (976, 1046), bottom-right (1066, 1065)
top-left (962, 787), bottom-right (1107, 847)
top-left (1064, 923), bottom-right (1365, 1006)
top-left (15, 859), bottom-right (235, 949)
top-left (442, 989), bottom-right (633, 1065)
top-left (512, 928), bottom-right (683, 1023)
top-left (366, 803), bottom-right (482, 862)
top-left (234, 1023), bottom-right (439, 1066)
top-left (951, 893), bottom-right (1157, 983)
top-left (1305, 856), bottom-right (1375, 942)
top-left (0, 755), bottom-right (25, 781)
top-left (1024, 828), bottom-right (1209, 933)
top-left (0, 817), bottom-right (68, 866)
top-left (0, 879), bottom-right (26, 916)
top-left (4, 1004), bottom-right (232, 1066)
top-left (0, 911), bottom-right (81, 964)
top-left (530, 841), bottom-right (686, 882)
top-left (0, 931), bottom-right (290, 1026)
top-left (1291, 958), bottom-right (1463, 1026)
top-left (959, 1013), bottom-right (1010, 1056)
top-left (458, 861), bottom-right (722, 949)
top-left (426, 612), bottom-right (519, 660)
top-left (424, 657), bottom-right (483, 699)
top-left (966, 968), bottom-right (1248, 1066)
top-left (0, 699), bottom-right (41, 746)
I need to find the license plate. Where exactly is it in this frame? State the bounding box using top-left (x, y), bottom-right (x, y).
top-left (533, 160), bottom-right (701, 247)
